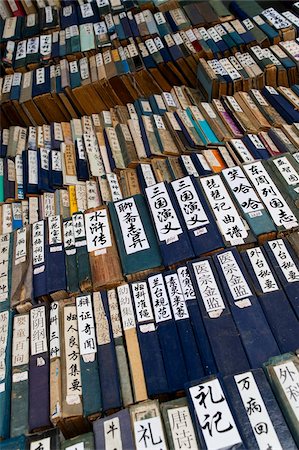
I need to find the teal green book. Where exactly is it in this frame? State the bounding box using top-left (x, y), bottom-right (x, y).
top-left (108, 194), bottom-right (162, 275)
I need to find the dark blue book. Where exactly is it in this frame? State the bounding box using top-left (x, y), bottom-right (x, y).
top-left (131, 281), bottom-right (168, 396)
top-left (242, 244), bottom-right (299, 353)
top-left (148, 273), bottom-right (189, 392)
top-left (127, 11), bottom-right (140, 37)
top-left (28, 305), bottom-right (51, 432)
top-left (223, 368), bottom-right (297, 450)
top-left (93, 409), bottom-right (135, 450)
top-left (32, 66), bottom-right (51, 97)
top-left (37, 147), bottom-right (51, 193)
top-left (60, 4), bottom-right (78, 29)
top-left (242, 134), bottom-right (270, 160)
top-left (23, 149), bottom-right (39, 196)
top-left (49, 149), bottom-right (63, 189)
top-left (77, 2), bottom-right (99, 24)
top-left (145, 181), bottom-right (194, 266)
top-left (75, 138), bottom-right (89, 181)
top-left (94, 290), bottom-right (122, 412)
top-left (177, 265), bottom-right (218, 375)
top-left (186, 376), bottom-right (245, 450)
top-left (46, 215), bottom-right (67, 297)
top-left (76, 294), bottom-right (102, 418)
top-left (188, 257), bottom-right (250, 376)
top-left (262, 86), bottom-right (299, 124)
top-left (213, 248), bottom-right (281, 368)
top-left (32, 220), bottom-right (47, 298)
top-left (263, 238), bottom-right (299, 320)
top-left (164, 271), bottom-right (205, 381)
top-left (190, 153), bottom-right (213, 175)
top-left (170, 175), bottom-right (224, 257)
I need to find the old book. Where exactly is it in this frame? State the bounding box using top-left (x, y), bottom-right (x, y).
top-left (148, 273), bottom-right (189, 392)
top-left (93, 409), bottom-right (135, 450)
top-left (171, 175), bottom-right (224, 256)
top-left (188, 258), bottom-right (250, 376)
top-left (84, 206), bottom-right (123, 289)
top-left (93, 291), bottom-right (122, 413)
top-left (108, 194), bottom-right (162, 276)
top-left (62, 218), bottom-right (80, 296)
top-left (199, 174), bottom-right (256, 249)
top-left (187, 376), bottom-right (243, 450)
top-left (266, 155), bottom-right (299, 209)
top-left (131, 281), bottom-right (168, 397)
top-left (223, 369), bottom-right (296, 449)
top-left (243, 161), bottom-right (299, 235)
top-left (61, 432), bottom-right (95, 450)
top-left (117, 284), bottom-right (148, 403)
top-left (32, 219), bottom-right (47, 299)
top-left (29, 305), bottom-right (51, 432)
top-left (71, 212), bottom-right (92, 292)
top-left (264, 238), bottom-right (299, 321)
top-left (242, 245), bottom-right (299, 353)
top-left (0, 309), bottom-right (13, 440)
top-left (130, 400), bottom-right (168, 450)
top-left (0, 232), bottom-right (12, 312)
top-left (164, 271), bottom-right (205, 381)
top-left (59, 300), bottom-right (89, 438)
top-left (177, 265), bottom-right (217, 375)
top-left (75, 294), bottom-right (102, 420)
top-left (27, 428), bottom-right (61, 450)
top-left (222, 166), bottom-right (277, 244)
top-left (46, 215), bottom-right (67, 300)
top-left (214, 248), bottom-right (280, 367)
top-left (145, 181), bottom-right (194, 266)
top-left (107, 288), bottom-right (133, 407)
top-left (10, 225), bottom-right (33, 312)
top-left (160, 397), bottom-right (200, 450)
top-left (264, 353), bottom-right (299, 446)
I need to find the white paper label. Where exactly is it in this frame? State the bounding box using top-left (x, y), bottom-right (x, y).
top-left (200, 175), bottom-right (248, 244)
top-left (104, 417), bottom-right (122, 450)
top-left (84, 209), bottom-right (112, 253)
top-left (273, 362), bottom-right (299, 421)
top-left (172, 176), bottom-right (209, 230)
top-left (115, 197), bottom-right (150, 255)
top-left (167, 406), bottom-right (198, 450)
top-left (48, 215), bottom-right (62, 247)
top-left (64, 305), bottom-right (82, 403)
top-left (0, 311), bottom-right (9, 381)
top-left (15, 227), bottom-right (26, 265)
top-left (273, 157), bottom-right (299, 186)
top-left (165, 273), bottom-right (189, 320)
top-left (49, 302), bottom-right (60, 359)
top-left (132, 281), bottom-right (154, 324)
top-left (134, 416), bottom-right (167, 450)
top-left (30, 437), bottom-right (51, 450)
top-left (146, 182), bottom-right (183, 243)
top-left (117, 284), bottom-right (136, 330)
top-left (192, 260), bottom-right (225, 313)
top-left (244, 162), bottom-right (298, 229)
top-left (148, 274), bottom-right (172, 323)
top-left (247, 247), bottom-right (279, 293)
top-left (76, 295), bottom-right (96, 356)
top-left (32, 220), bottom-right (45, 267)
top-left (217, 251), bottom-right (252, 300)
top-left (235, 372), bottom-right (282, 450)
top-left (190, 378), bottom-right (242, 450)
top-left (268, 239), bottom-right (299, 283)
top-left (30, 306), bottom-right (47, 356)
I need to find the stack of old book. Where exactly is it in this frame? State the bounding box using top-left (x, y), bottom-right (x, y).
top-left (1, 0), bottom-right (299, 449)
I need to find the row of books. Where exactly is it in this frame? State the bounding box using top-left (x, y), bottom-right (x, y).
top-left (2, 41), bottom-right (299, 128)
top-left (0, 241), bottom-right (298, 443)
top-left (3, 3), bottom-right (299, 72)
top-left (3, 0), bottom-right (299, 48)
top-left (0, 1), bottom-right (234, 45)
top-left (1, 153), bottom-right (299, 305)
top-left (1, 349), bottom-right (299, 450)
